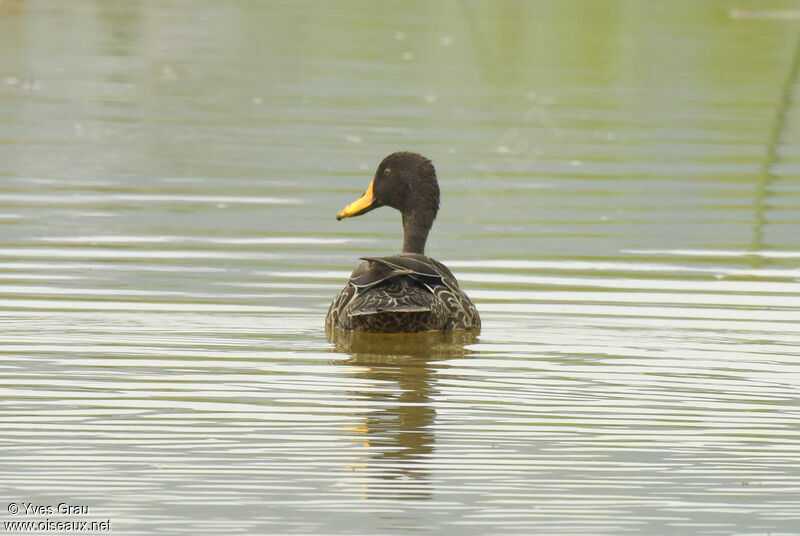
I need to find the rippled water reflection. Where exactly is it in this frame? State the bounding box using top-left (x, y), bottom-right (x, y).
top-left (2, 1), bottom-right (800, 534)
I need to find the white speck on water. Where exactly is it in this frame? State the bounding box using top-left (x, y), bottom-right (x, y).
top-left (496, 146), bottom-right (510, 154)
top-left (345, 135), bottom-right (363, 143)
top-left (569, 160), bottom-right (583, 166)
top-left (358, 164), bottom-right (368, 171)
top-left (402, 52), bottom-right (414, 61)
top-left (5, 76), bottom-right (19, 86)
top-left (22, 78), bottom-right (41, 91)
top-left (252, 97), bottom-right (264, 105)
top-left (394, 31), bottom-right (406, 40)
top-left (423, 94), bottom-right (437, 103)
top-left (440, 36), bottom-right (453, 46)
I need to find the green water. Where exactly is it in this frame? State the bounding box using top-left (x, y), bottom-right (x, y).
top-left (2, 1), bottom-right (800, 534)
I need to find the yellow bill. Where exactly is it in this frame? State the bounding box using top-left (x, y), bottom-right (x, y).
top-left (336, 179), bottom-right (375, 220)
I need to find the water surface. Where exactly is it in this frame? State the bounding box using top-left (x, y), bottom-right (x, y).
top-left (2, 1), bottom-right (800, 534)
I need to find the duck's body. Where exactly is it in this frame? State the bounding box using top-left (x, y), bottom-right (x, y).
top-left (326, 253), bottom-right (480, 332)
top-left (326, 152), bottom-right (480, 334)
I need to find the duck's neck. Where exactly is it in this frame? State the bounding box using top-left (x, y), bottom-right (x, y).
top-left (401, 210), bottom-right (432, 255)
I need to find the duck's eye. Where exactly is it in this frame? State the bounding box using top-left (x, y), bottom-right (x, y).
top-left (384, 168), bottom-right (392, 177)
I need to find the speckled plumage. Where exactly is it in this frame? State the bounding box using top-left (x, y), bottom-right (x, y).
top-left (326, 254), bottom-right (481, 333)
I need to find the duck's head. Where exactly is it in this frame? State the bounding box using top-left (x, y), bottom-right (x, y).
top-left (336, 152), bottom-right (440, 254)
top-left (336, 152), bottom-right (440, 221)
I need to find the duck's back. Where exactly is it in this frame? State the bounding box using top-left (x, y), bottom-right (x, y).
top-left (325, 254), bottom-right (480, 333)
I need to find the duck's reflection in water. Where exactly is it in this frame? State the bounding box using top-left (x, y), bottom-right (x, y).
top-left (329, 330), bottom-right (478, 500)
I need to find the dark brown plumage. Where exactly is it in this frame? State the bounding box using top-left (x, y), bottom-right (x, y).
top-left (326, 152), bottom-right (480, 334)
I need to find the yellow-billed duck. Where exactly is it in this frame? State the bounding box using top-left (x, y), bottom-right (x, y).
top-left (326, 152), bottom-right (480, 333)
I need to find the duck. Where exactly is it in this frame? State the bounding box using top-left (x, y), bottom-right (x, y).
top-left (326, 152), bottom-right (480, 333)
